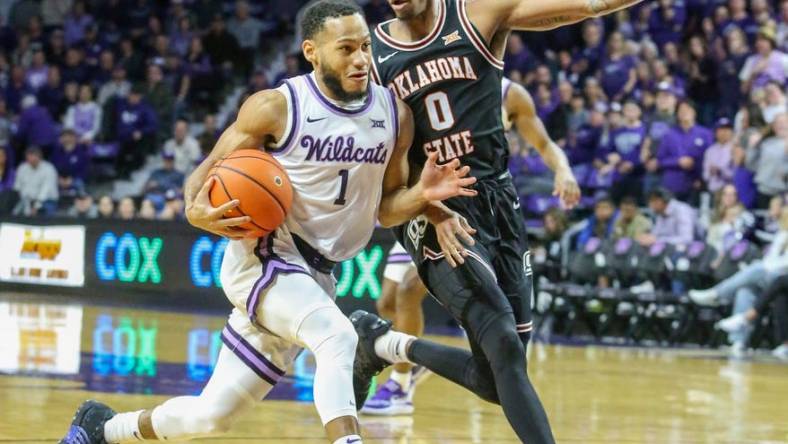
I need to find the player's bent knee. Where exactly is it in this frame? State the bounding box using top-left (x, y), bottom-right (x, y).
top-left (484, 325), bottom-right (526, 374)
top-left (320, 319), bottom-right (358, 363)
top-left (298, 306), bottom-right (357, 364)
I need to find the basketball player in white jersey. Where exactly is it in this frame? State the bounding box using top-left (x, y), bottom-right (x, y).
top-left (362, 77), bottom-right (570, 416)
top-left (58, 2), bottom-right (476, 444)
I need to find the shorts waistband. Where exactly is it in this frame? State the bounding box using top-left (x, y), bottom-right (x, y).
top-left (473, 170), bottom-right (512, 185)
top-left (292, 234), bottom-right (337, 274)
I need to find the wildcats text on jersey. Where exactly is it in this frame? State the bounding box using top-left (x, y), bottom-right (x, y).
top-left (300, 135), bottom-right (388, 164)
top-left (387, 56), bottom-right (477, 100)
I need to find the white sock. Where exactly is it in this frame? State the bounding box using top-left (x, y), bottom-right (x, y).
top-left (104, 410), bottom-right (145, 443)
top-left (389, 369), bottom-right (412, 390)
top-left (374, 330), bottom-right (415, 364)
top-left (332, 435), bottom-right (362, 444)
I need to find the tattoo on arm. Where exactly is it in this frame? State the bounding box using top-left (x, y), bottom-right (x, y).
top-left (588, 0), bottom-right (643, 15)
top-left (523, 15), bottom-right (579, 28)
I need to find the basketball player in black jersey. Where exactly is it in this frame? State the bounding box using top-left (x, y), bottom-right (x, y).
top-left (350, 0), bottom-right (643, 442)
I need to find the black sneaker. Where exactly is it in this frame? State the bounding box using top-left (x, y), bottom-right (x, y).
top-left (59, 400), bottom-right (116, 444)
top-left (349, 310), bottom-right (393, 410)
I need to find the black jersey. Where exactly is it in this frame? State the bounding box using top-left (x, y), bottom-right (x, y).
top-left (370, 0), bottom-right (508, 179)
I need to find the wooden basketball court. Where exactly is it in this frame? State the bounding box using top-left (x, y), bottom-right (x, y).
top-left (1, 292), bottom-right (786, 443)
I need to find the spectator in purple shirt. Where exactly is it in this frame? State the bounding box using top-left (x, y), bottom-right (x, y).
top-left (648, 0), bottom-right (686, 48)
top-left (25, 47), bottom-right (49, 92)
top-left (504, 33), bottom-right (537, 79)
top-left (727, 0), bottom-right (760, 42)
top-left (605, 100), bottom-right (647, 200)
top-left (566, 106), bottom-right (605, 187)
top-left (50, 128), bottom-right (89, 197)
top-left (650, 100), bottom-right (713, 202)
top-left (572, 20), bottom-right (605, 80)
top-left (717, 27), bottom-right (751, 118)
top-left (114, 84), bottom-right (158, 177)
top-left (740, 27), bottom-right (788, 93)
top-left (63, 1), bottom-right (94, 46)
top-left (600, 32), bottom-right (637, 102)
top-left (63, 84), bottom-right (102, 144)
top-left (81, 24), bottom-right (105, 71)
top-left (4, 65), bottom-right (30, 113)
top-left (15, 95), bottom-right (59, 155)
top-left (37, 66), bottom-right (65, 120)
top-left (703, 117), bottom-right (737, 193)
top-left (182, 37), bottom-right (217, 108)
top-left (639, 187), bottom-right (696, 246)
top-left (169, 16), bottom-right (195, 58)
top-left (62, 47), bottom-right (89, 85)
top-left (92, 50), bottom-right (115, 88)
top-left (651, 59), bottom-right (686, 97)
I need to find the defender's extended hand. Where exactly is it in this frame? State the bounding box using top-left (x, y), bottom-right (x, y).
top-left (553, 167), bottom-right (581, 210)
top-left (419, 151), bottom-right (478, 201)
top-left (426, 204), bottom-right (477, 268)
top-left (186, 177), bottom-right (257, 240)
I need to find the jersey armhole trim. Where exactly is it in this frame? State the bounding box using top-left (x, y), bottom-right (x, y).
top-left (457, 0), bottom-right (505, 70)
top-left (371, 59), bottom-right (383, 85)
top-left (388, 88), bottom-right (399, 148)
top-left (373, 0), bottom-right (446, 51)
top-left (269, 80), bottom-right (299, 155)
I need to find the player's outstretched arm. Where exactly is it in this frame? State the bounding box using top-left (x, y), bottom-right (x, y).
top-left (505, 82), bottom-right (580, 209)
top-left (184, 90), bottom-right (287, 239)
top-left (378, 98), bottom-right (477, 228)
top-left (468, 0), bottom-right (643, 32)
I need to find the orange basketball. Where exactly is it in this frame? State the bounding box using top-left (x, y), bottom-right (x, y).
top-left (208, 149), bottom-right (293, 237)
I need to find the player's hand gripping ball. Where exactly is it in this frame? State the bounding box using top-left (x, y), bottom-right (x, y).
top-left (208, 149), bottom-right (293, 237)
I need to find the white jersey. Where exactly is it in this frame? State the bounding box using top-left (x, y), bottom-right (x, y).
top-left (501, 77), bottom-right (513, 131)
top-left (267, 72), bottom-right (398, 262)
top-left (502, 77), bottom-right (512, 101)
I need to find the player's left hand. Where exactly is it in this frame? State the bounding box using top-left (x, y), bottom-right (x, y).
top-left (553, 167), bottom-right (581, 210)
top-left (419, 151), bottom-right (478, 201)
top-left (425, 204), bottom-right (477, 268)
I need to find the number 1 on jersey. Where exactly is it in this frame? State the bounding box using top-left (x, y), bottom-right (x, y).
top-left (334, 169), bottom-right (349, 205)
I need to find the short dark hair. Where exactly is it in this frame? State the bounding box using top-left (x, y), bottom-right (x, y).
top-left (648, 187), bottom-right (672, 202)
top-left (594, 191), bottom-right (614, 206)
top-left (301, 0), bottom-right (364, 40)
top-left (620, 195), bottom-right (638, 206)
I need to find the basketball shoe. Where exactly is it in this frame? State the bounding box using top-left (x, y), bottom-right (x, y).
top-left (59, 400), bottom-right (116, 444)
top-left (350, 310), bottom-right (393, 410)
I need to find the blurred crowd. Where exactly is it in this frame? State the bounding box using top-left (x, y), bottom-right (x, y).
top-left (0, 0), bottom-right (785, 229)
top-left (0, 0), bottom-right (302, 220)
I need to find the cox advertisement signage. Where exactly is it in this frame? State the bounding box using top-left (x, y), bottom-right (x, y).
top-left (95, 232), bottom-right (164, 284)
top-left (0, 223), bottom-right (85, 287)
top-left (89, 223), bottom-right (395, 303)
top-left (188, 236), bottom-right (386, 299)
top-left (2, 219), bottom-right (394, 309)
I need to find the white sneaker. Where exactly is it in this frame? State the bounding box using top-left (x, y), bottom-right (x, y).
top-left (771, 344), bottom-right (788, 360)
top-left (630, 281), bottom-right (655, 294)
top-left (689, 289), bottom-right (719, 306)
top-left (716, 313), bottom-right (749, 333)
top-left (729, 341), bottom-right (747, 358)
